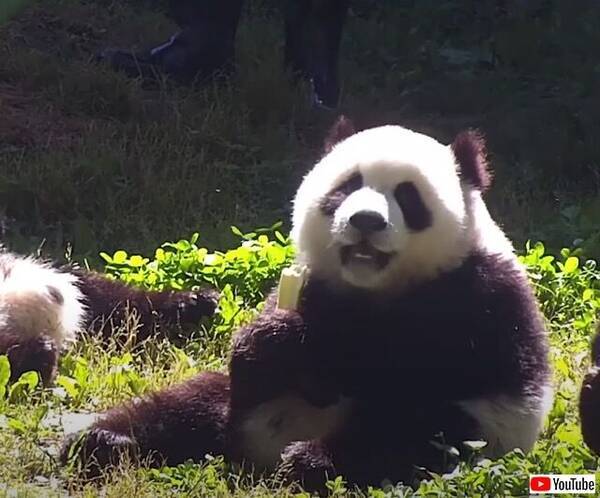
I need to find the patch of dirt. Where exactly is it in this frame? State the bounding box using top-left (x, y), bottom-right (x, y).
top-left (0, 83), bottom-right (86, 151)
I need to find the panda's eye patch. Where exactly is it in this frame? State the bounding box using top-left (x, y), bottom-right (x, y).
top-left (394, 182), bottom-right (432, 231)
top-left (319, 172), bottom-right (363, 216)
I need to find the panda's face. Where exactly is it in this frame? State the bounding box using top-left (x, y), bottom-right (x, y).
top-left (291, 126), bottom-right (473, 291)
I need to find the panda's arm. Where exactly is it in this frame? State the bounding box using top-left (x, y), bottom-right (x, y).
top-left (229, 300), bottom-right (311, 408)
top-left (229, 297), bottom-right (342, 409)
top-left (72, 270), bottom-right (219, 340)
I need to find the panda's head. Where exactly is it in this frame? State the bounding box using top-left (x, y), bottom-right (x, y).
top-left (291, 119), bottom-right (512, 291)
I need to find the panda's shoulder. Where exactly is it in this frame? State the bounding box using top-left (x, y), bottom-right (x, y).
top-left (403, 250), bottom-right (536, 320)
top-left (443, 251), bottom-right (527, 292)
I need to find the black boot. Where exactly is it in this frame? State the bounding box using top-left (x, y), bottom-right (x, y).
top-left (284, 0), bottom-right (349, 109)
top-left (99, 0), bottom-right (244, 83)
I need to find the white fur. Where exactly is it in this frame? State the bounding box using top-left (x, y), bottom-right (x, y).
top-left (0, 252), bottom-right (85, 348)
top-left (291, 125), bottom-right (511, 291)
top-left (239, 395), bottom-right (352, 470)
top-left (290, 124), bottom-right (551, 458)
top-left (458, 384), bottom-right (554, 457)
top-left (464, 187), bottom-right (515, 260)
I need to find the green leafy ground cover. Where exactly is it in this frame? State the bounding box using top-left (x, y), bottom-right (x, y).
top-left (0, 231), bottom-right (599, 497)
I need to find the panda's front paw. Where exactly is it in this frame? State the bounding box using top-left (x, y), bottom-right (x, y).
top-left (7, 335), bottom-right (58, 386)
top-left (61, 427), bottom-right (137, 478)
top-left (279, 441), bottom-right (336, 495)
top-left (169, 288), bottom-right (220, 325)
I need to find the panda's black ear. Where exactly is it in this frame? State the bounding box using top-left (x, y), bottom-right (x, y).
top-left (324, 115), bottom-right (356, 154)
top-left (451, 130), bottom-right (492, 192)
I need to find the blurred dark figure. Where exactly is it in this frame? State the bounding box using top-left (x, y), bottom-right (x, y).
top-left (99, 0), bottom-right (349, 109)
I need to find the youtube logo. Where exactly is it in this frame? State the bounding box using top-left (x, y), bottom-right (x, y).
top-left (529, 474), bottom-right (596, 494)
top-left (530, 476), bottom-right (551, 493)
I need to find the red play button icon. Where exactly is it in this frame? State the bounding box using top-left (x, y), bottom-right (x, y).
top-left (530, 476), bottom-right (552, 492)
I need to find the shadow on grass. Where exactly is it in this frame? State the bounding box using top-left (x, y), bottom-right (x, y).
top-left (0, 0), bottom-right (598, 263)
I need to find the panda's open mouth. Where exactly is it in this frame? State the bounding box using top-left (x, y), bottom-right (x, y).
top-left (340, 241), bottom-right (392, 270)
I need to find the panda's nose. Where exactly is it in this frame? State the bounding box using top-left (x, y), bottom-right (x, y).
top-left (349, 211), bottom-right (387, 233)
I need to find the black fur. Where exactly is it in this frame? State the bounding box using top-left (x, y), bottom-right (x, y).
top-left (323, 115), bottom-right (356, 154)
top-left (580, 322), bottom-right (600, 454)
top-left (393, 182), bottom-right (433, 231)
top-left (72, 269), bottom-right (219, 341)
top-left (62, 250), bottom-right (549, 490)
top-left (0, 263), bottom-right (219, 385)
top-left (62, 372), bottom-right (229, 478)
top-left (319, 172), bottom-right (363, 216)
top-left (0, 334), bottom-right (58, 385)
top-left (451, 130), bottom-right (492, 192)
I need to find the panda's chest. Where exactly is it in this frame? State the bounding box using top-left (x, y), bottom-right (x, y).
top-left (310, 300), bottom-right (456, 349)
top-left (307, 301), bottom-right (479, 381)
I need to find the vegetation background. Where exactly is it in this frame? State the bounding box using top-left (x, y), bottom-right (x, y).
top-left (1, 0), bottom-right (599, 262)
top-left (0, 0), bottom-right (599, 497)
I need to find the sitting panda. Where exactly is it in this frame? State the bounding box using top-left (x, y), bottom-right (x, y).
top-left (580, 322), bottom-right (600, 453)
top-left (61, 119), bottom-right (553, 490)
top-left (0, 250), bottom-right (218, 385)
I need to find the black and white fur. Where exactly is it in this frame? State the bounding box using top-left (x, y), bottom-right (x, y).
top-left (579, 321), bottom-right (600, 454)
top-left (61, 120), bottom-right (552, 491)
top-left (0, 250), bottom-right (218, 385)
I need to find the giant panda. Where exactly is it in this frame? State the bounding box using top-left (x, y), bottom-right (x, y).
top-left (61, 119), bottom-right (553, 491)
top-left (0, 249), bottom-right (218, 385)
top-left (580, 322), bottom-right (600, 453)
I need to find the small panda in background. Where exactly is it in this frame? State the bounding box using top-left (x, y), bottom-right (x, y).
top-left (579, 322), bottom-right (600, 453)
top-left (0, 250), bottom-right (219, 385)
top-left (62, 118), bottom-right (553, 491)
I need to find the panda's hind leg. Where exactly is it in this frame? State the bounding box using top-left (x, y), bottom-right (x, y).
top-left (279, 403), bottom-right (480, 492)
top-left (61, 371), bottom-right (230, 477)
top-left (72, 270), bottom-right (219, 341)
top-left (279, 433), bottom-right (448, 493)
top-left (279, 435), bottom-right (417, 493)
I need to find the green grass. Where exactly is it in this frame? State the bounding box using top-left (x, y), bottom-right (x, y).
top-left (0, 232), bottom-right (599, 497)
top-left (1, 0), bottom-right (600, 496)
top-left (0, 0), bottom-right (599, 262)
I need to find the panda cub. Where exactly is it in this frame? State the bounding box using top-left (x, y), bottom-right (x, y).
top-left (0, 250), bottom-right (218, 385)
top-left (62, 120), bottom-right (552, 490)
top-left (580, 322), bottom-right (600, 453)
